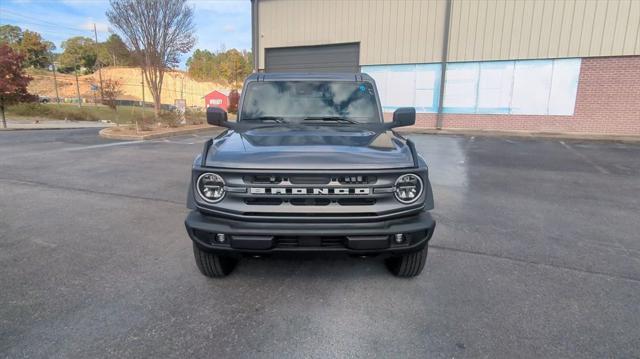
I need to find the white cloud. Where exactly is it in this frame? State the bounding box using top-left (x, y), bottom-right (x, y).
top-left (223, 24), bottom-right (236, 33)
top-left (189, 0), bottom-right (250, 15)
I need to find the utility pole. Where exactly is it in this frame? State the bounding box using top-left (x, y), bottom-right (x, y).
top-left (93, 23), bottom-right (105, 104)
top-left (234, 58), bottom-right (238, 88)
top-left (140, 67), bottom-right (145, 131)
top-left (436, 0), bottom-right (452, 130)
top-left (74, 64), bottom-right (82, 108)
top-left (51, 61), bottom-right (60, 106)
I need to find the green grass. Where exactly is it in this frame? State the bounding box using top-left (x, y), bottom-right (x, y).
top-left (6, 103), bottom-right (205, 126)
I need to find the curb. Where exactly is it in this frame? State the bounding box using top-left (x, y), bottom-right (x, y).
top-left (1, 126), bottom-right (111, 131)
top-left (396, 127), bottom-right (640, 143)
top-left (99, 126), bottom-right (223, 140)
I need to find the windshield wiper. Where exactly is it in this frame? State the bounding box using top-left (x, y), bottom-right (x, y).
top-left (242, 116), bottom-right (286, 123)
top-left (303, 116), bottom-right (358, 124)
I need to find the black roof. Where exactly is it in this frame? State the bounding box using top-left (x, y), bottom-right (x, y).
top-left (246, 72), bottom-right (375, 82)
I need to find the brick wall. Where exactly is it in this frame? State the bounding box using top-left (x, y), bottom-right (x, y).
top-left (386, 56), bottom-right (640, 136)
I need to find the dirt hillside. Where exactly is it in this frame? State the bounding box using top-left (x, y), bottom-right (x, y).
top-left (28, 67), bottom-right (230, 108)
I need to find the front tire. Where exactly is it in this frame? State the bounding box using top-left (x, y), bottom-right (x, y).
top-left (192, 243), bottom-right (238, 278)
top-left (385, 246), bottom-right (428, 277)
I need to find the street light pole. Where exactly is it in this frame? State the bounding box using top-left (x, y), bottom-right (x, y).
top-left (93, 23), bottom-right (105, 104)
top-left (74, 64), bottom-right (82, 108)
top-left (140, 67), bottom-right (145, 132)
top-left (52, 61), bottom-right (60, 106)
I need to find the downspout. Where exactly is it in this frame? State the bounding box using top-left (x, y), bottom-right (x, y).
top-left (436, 0), bottom-right (452, 130)
top-left (251, 0), bottom-right (259, 73)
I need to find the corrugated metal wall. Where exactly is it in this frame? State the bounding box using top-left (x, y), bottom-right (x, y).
top-left (256, 0), bottom-right (640, 68)
top-left (256, 0), bottom-right (447, 69)
top-left (448, 0), bottom-right (640, 62)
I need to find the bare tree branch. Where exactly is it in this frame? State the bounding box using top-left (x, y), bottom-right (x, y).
top-left (106, 0), bottom-right (195, 118)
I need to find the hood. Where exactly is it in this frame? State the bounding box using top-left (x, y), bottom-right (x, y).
top-left (205, 125), bottom-right (414, 170)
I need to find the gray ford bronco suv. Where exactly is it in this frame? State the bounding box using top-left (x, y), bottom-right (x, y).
top-left (185, 73), bottom-right (435, 278)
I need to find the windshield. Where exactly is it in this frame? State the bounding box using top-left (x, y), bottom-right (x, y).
top-left (240, 81), bottom-right (381, 124)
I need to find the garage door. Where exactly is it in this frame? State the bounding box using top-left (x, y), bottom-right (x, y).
top-left (265, 43), bottom-right (359, 73)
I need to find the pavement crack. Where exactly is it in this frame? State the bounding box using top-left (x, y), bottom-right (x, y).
top-left (430, 244), bottom-right (640, 283)
top-left (0, 178), bottom-right (184, 207)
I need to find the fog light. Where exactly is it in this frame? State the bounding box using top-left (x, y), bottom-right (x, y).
top-left (216, 233), bottom-right (226, 243)
top-left (394, 233), bottom-right (405, 243)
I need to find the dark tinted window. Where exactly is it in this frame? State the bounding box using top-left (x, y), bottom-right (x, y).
top-left (240, 81), bottom-right (381, 123)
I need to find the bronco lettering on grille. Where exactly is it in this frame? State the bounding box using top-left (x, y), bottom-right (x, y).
top-left (250, 187), bottom-right (370, 195)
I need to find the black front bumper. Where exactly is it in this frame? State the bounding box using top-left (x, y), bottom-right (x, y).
top-left (185, 210), bottom-right (436, 255)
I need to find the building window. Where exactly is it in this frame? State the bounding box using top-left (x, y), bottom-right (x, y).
top-left (363, 58), bottom-right (580, 116)
top-left (363, 64), bottom-right (441, 113)
top-left (477, 61), bottom-right (514, 114)
top-left (442, 62), bottom-right (479, 113)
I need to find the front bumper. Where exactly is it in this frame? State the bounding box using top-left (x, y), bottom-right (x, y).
top-left (185, 210), bottom-right (436, 255)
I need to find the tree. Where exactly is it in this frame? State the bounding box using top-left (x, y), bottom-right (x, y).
top-left (0, 26), bottom-right (54, 68)
top-left (20, 30), bottom-right (52, 68)
top-left (59, 37), bottom-right (97, 73)
top-left (220, 49), bottom-right (249, 89)
top-left (186, 48), bottom-right (253, 85)
top-left (97, 34), bottom-right (134, 67)
top-left (107, 0), bottom-right (195, 118)
top-left (0, 25), bottom-right (22, 45)
top-left (101, 79), bottom-right (122, 110)
top-left (186, 49), bottom-right (220, 81)
top-left (0, 44), bottom-right (36, 128)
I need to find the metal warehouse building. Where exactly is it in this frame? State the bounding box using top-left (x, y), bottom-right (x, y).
top-left (250, 0), bottom-right (640, 136)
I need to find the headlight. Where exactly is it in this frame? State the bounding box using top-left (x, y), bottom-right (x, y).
top-left (394, 174), bottom-right (423, 204)
top-left (196, 173), bottom-right (225, 203)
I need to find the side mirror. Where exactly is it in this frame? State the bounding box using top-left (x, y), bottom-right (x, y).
top-left (391, 107), bottom-right (416, 128)
top-left (206, 107), bottom-right (228, 126)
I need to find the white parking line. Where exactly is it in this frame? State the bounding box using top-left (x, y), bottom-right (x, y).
top-left (559, 141), bottom-right (610, 174)
top-left (149, 138), bottom-right (196, 145)
top-left (63, 140), bottom-right (144, 151)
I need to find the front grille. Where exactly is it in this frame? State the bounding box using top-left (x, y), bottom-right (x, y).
top-left (339, 175), bottom-right (375, 184)
top-left (289, 176), bottom-right (331, 184)
top-left (245, 175), bottom-right (282, 184)
top-left (194, 169), bottom-right (424, 220)
top-left (239, 174), bottom-right (382, 209)
top-left (276, 236), bottom-right (345, 248)
top-left (337, 198), bottom-right (376, 206)
top-left (245, 198), bottom-right (283, 205)
top-left (290, 198), bottom-right (331, 206)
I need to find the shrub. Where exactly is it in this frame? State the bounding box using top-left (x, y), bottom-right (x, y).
top-left (102, 80), bottom-right (123, 111)
top-left (185, 108), bottom-right (204, 125)
top-left (158, 110), bottom-right (181, 128)
top-left (6, 102), bottom-right (53, 117)
top-left (7, 103), bottom-right (102, 121)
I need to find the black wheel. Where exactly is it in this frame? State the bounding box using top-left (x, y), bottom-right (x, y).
top-left (385, 246), bottom-right (428, 277)
top-left (192, 243), bottom-right (238, 278)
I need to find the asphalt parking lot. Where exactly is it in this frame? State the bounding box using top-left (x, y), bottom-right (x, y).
top-left (1, 128), bottom-right (639, 358)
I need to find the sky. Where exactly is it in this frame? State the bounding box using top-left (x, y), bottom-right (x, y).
top-left (0, 0), bottom-right (252, 69)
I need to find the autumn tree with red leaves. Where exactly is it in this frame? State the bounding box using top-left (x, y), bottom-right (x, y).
top-left (101, 79), bottom-right (122, 111)
top-left (0, 44), bottom-right (36, 128)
